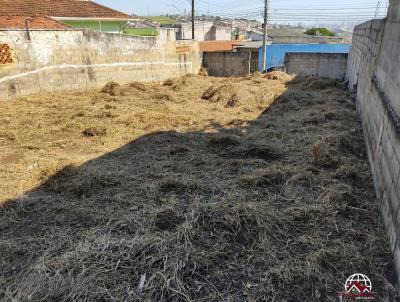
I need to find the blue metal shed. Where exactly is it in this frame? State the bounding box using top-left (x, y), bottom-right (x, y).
top-left (258, 44), bottom-right (351, 71)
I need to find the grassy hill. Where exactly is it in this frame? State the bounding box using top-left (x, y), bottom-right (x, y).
top-left (123, 27), bottom-right (159, 36)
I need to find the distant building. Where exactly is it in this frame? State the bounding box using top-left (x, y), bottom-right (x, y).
top-left (126, 18), bottom-right (232, 40)
top-left (248, 28), bottom-right (347, 44)
top-left (249, 30), bottom-right (271, 42)
top-left (177, 22), bottom-right (231, 41)
top-left (0, 0), bottom-right (135, 33)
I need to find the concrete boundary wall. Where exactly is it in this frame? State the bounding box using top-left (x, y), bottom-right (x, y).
top-left (202, 51), bottom-right (250, 77)
top-left (0, 30), bottom-right (200, 99)
top-left (284, 52), bottom-right (348, 80)
top-left (346, 0), bottom-right (400, 283)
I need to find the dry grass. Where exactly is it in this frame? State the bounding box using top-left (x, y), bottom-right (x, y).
top-left (0, 73), bottom-right (398, 301)
top-left (0, 74), bottom-right (286, 202)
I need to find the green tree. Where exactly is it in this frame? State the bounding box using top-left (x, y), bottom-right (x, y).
top-left (304, 28), bottom-right (335, 37)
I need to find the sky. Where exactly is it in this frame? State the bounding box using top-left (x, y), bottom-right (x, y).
top-left (96, 0), bottom-right (388, 24)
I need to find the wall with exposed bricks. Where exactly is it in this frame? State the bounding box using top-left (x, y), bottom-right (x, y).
top-left (284, 52), bottom-right (348, 80)
top-left (0, 29), bottom-right (200, 99)
top-left (346, 0), bottom-right (400, 283)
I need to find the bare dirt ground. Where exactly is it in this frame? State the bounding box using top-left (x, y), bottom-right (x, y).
top-left (0, 73), bottom-right (398, 301)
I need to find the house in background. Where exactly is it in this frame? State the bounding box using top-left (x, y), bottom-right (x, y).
top-left (125, 17), bottom-right (233, 40)
top-left (249, 27), bottom-right (303, 42)
top-left (0, 0), bottom-right (135, 34)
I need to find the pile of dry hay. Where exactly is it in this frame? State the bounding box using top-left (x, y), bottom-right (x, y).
top-left (0, 73), bottom-right (397, 301)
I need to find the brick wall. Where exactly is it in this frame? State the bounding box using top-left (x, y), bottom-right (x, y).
top-left (284, 52), bottom-right (348, 80)
top-left (346, 0), bottom-right (400, 283)
top-left (0, 29), bottom-right (201, 99)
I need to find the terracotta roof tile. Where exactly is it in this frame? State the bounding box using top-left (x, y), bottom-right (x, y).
top-left (199, 41), bottom-right (240, 52)
top-left (0, 16), bottom-right (72, 29)
top-left (0, 0), bottom-right (133, 19)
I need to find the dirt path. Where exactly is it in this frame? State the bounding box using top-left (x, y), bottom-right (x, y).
top-left (0, 73), bottom-right (397, 301)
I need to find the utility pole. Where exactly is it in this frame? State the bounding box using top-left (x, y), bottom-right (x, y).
top-left (192, 0), bottom-right (195, 39)
top-left (261, 0), bottom-right (268, 72)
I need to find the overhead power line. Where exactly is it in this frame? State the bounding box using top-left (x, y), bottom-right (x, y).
top-left (175, 0), bottom-right (389, 25)
top-left (195, 9), bottom-right (385, 18)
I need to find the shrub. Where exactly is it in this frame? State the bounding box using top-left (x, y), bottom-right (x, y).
top-left (304, 27), bottom-right (335, 37)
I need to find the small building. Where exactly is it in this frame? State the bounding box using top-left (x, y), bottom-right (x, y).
top-left (200, 40), bottom-right (265, 76)
top-left (0, 0), bottom-right (135, 33)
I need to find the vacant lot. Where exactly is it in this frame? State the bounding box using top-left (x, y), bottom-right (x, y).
top-left (0, 73), bottom-right (397, 301)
